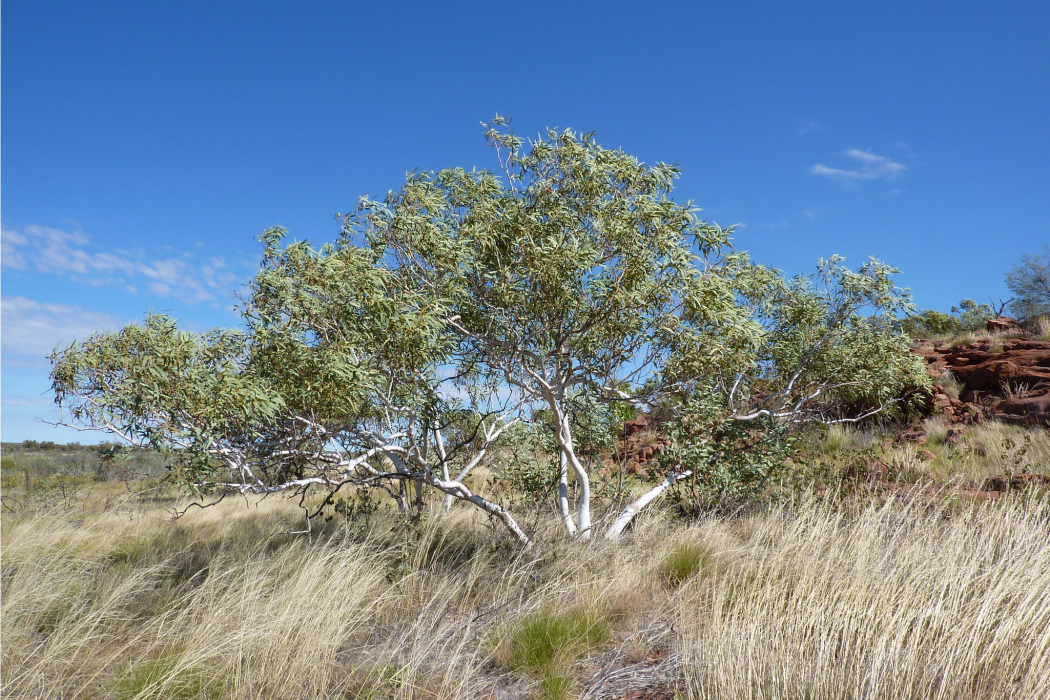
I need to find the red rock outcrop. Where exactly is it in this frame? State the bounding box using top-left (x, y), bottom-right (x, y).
top-left (986, 317), bottom-right (1022, 333)
top-left (912, 338), bottom-right (1050, 426)
top-left (616, 413), bottom-right (669, 477)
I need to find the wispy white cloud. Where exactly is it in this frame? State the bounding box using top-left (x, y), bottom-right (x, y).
top-left (1, 225), bottom-right (239, 303)
top-left (810, 149), bottom-right (906, 182)
top-left (797, 118), bottom-right (827, 136)
top-left (1, 228), bottom-right (29, 269)
top-left (801, 207), bottom-right (826, 221)
top-left (1, 296), bottom-right (124, 358)
top-left (1, 394), bottom-right (53, 408)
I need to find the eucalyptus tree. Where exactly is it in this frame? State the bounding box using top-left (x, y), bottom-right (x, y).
top-left (356, 120), bottom-right (927, 540)
top-left (1006, 245), bottom-right (1050, 319)
top-left (51, 232), bottom-right (533, 544)
top-left (50, 117), bottom-right (929, 546)
top-left (353, 118), bottom-right (768, 539)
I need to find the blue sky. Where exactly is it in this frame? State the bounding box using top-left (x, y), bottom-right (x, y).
top-left (3, 1), bottom-right (1048, 442)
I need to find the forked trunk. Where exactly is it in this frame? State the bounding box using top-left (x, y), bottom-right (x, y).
top-left (556, 411), bottom-right (591, 541)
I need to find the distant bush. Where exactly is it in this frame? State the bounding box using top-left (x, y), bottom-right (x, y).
top-left (952, 299), bottom-right (995, 331)
top-left (21, 440), bottom-right (59, 450)
top-left (1, 441), bottom-right (172, 494)
top-left (898, 310), bottom-right (961, 338)
top-left (900, 299), bottom-right (995, 338)
top-left (1006, 245), bottom-right (1050, 319)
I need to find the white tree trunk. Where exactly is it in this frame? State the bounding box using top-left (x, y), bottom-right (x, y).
top-left (605, 469), bottom-right (693, 540)
top-left (434, 424), bottom-right (454, 514)
top-left (413, 480), bottom-right (424, 516)
top-left (557, 412), bottom-right (591, 541)
top-left (557, 450), bottom-right (577, 536)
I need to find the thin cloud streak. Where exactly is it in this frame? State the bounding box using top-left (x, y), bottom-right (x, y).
top-left (1, 228), bottom-right (29, 269)
top-left (797, 118), bottom-right (827, 136)
top-left (1, 394), bottom-right (53, 408)
top-left (810, 149), bottom-right (906, 181)
top-left (1, 295), bottom-right (124, 358)
top-left (1, 225), bottom-right (240, 303)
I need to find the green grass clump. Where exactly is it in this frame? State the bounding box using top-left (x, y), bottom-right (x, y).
top-left (662, 540), bottom-right (716, 586)
top-left (934, 370), bottom-right (963, 400)
top-left (538, 669), bottom-right (575, 700)
top-left (499, 605), bottom-right (610, 699)
top-left (113, 654), bottom-right (221, 700)
top-left (948, 334), bottom-right (976, 348)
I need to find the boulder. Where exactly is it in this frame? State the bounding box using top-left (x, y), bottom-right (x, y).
top-left (620, 414), bottom-right (649, 438)
top-left (986, 317), bottom-right (1022, 333)
top-left (999, 393), bottom-right (1050, 417)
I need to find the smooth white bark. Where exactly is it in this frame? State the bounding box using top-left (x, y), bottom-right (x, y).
top-left (428, 475), bottom-right (531, 547)
top-left (605, 469), bottom-right (693, 540)
top-left (557, 412), bottom-right (591, 540)
top-left (434, 424), bottom-right (453, 514)
top-left (557, 450), bottom-right (577, 536)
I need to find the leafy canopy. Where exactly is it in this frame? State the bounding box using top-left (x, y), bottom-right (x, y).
top-left (50, 117), bottom-right (931, 537)
top-left (353, 116), bottom-right (763, 407)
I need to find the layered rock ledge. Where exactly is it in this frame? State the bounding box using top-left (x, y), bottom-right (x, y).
top-left (912, 337), bottom-right (1050, 425)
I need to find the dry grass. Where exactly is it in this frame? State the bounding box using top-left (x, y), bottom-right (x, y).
top-left (1, 499), bottom-right (492, 699)
top-left (944, 421), bottom-right (1050, 484)
top-left (1025, 314), bottom-right (1050, 341)
top-left (820, 424), bottom-right (882, 455)
top-left (809, 420), bottom-right (1050, 488)
top-left (678, 495), bottom-right (1050, 699)
top-left (1, 496), bottom-right (618, 700)
top-left (935, 327), bottom-right (1028, 347)
top-left (934, 370), bottom-right (963, 400)
top-left (3, 437), bottom-right (1050, 699)
top-left (946, 332), bottom-right (978, 348)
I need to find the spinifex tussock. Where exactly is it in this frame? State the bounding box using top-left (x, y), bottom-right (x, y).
top-left (678, 494), bottom-right (1050, 700)
top-left (661, 539), bottom-right (719, 587)
top-left (494, 604), bottom-right (611, 700)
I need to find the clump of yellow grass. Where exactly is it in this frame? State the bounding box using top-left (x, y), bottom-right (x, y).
top-left (677, 494), bottom-right (1050, 699)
